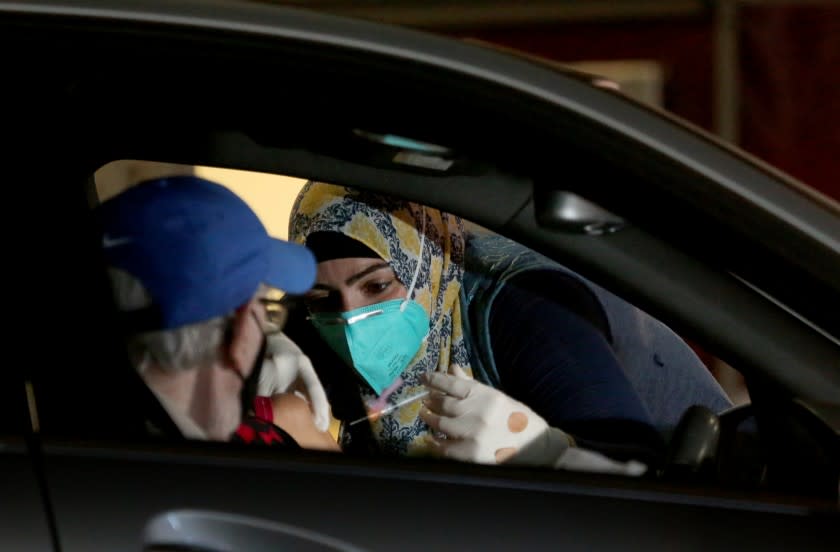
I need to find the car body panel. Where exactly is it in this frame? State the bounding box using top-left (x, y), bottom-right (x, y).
top-left (40, 443), bottom-right (839, 552)
top-left (0, 441), bottom-right (55, 552)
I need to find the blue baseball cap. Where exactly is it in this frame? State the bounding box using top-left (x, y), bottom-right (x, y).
top-left (97, 175), bottom-right (316, 330)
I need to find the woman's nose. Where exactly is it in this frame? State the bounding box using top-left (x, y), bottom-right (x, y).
top-left (340, 294), bottom-right (358, 312)
top-left (339, 291), bottom-right (367, 313)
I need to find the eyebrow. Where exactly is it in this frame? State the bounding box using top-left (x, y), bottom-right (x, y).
top-left (345, 262), bottom-right (392, 286)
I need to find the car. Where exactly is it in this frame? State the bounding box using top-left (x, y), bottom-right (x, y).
top-left (1, 0), bottom-right (838, 550)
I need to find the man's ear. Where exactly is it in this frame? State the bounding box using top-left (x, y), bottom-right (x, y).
top-left (226, 300), bottom-right (263, 377)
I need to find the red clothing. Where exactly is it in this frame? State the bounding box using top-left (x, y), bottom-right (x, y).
top-left (231, 396), bottom-right (300, 448)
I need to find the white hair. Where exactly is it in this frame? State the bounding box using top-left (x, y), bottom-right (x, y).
top-left (107, 267), bottom-right (227, 373)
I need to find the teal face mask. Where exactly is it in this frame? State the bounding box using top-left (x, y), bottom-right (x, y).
top-left (309, 299), bottom-right (430, 395)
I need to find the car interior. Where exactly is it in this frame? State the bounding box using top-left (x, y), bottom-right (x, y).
top-left (76, 152), bottom-right (840, 504)
top-left (5, 7), bottom-right (839, 524)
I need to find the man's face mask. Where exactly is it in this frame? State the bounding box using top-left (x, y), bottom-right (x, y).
top-left (310, 299), bottom-right (430, 395)
top-left (235, 300), bottom-right (289, 421)
top-left (239, 336), bottom-right (266, 420)
top-left (223, 315), bottom-right (267, 422)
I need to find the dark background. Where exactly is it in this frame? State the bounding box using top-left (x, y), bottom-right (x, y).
top-left (455, 2), bottom-right (840, 202)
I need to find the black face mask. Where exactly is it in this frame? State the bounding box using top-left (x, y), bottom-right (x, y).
top-left (239, 335), bottom-right (267, 420)
top-left (223, 312), bottom-right (268, 422)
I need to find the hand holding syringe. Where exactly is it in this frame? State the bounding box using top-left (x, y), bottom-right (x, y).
top-left (348, 390), bottom-right (431, 426)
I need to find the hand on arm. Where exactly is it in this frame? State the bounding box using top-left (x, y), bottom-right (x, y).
top-left (259, 332), bottom-right (331, 432)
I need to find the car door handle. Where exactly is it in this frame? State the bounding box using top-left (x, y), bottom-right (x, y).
top-left (143, 509), bottom-right (367, 552)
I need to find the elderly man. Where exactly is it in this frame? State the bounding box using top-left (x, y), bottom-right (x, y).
top-left (96, 175), bottom-right (329, 444)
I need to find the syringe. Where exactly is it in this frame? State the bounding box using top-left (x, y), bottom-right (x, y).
top-left (348, 390), bottom-right (430, 426)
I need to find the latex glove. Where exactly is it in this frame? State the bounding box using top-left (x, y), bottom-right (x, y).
top-left (258, 332), bottom-right (330, 433)
top-left (420, 367), bottom-right (647, 476)
top-left (554, 446), bottom-right (647, 476)
top-left (419, 365), bottom-right (558, 465)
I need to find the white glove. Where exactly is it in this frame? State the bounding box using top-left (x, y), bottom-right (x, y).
top-left (420, 366), bottom-right (647, 476)
top-left (258, 332), bottom-right (330, 433)
top-left (554, 446), bottom-right (647, 476)
top-left (420, 365), bottom-right (557, 464)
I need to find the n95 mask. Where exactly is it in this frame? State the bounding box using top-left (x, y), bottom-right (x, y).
top-left (310, 299), bottom-right (429, 395)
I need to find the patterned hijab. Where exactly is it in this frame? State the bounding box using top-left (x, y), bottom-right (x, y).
top-left (289, 182), bottom-right (472, 456)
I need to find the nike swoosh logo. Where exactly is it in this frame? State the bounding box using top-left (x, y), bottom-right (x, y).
top-left (102, 234), bottom-right (133, 248)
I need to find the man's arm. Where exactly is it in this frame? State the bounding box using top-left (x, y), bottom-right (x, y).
top-left (271, 393), bottom-right (341, 452)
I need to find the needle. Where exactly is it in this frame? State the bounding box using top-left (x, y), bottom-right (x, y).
top-left (348, 390), bottom-right (430, 426)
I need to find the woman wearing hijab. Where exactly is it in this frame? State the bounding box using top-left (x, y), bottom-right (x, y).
top-left (287, 182), bottom-right (730, 470)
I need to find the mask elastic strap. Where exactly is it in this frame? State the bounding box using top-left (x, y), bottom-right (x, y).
top-left (401, 206), bottom-right (426, 312)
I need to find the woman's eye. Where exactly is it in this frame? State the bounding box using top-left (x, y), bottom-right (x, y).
top-left (364, 280), bottom-right (392, 295)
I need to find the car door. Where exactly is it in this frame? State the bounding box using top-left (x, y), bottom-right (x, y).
top-left (0, 382), bottom-right (56, 551)
top-left (2, 1), bottom-right (838, 551)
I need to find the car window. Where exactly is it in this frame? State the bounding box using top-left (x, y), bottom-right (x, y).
top-left (90, 160), bottom-right (754, 482)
